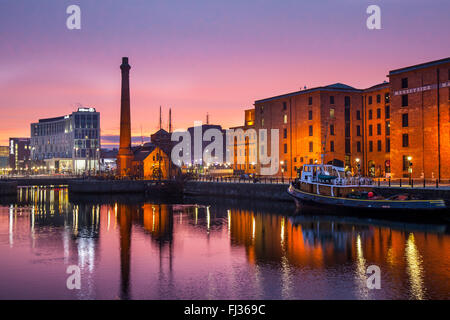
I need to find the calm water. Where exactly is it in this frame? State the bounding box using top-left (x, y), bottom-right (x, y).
top-left (0, 186), bottom-right (449, 300)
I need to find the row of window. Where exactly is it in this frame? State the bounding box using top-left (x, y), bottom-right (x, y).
top-left (74, 129), bottom-right (99, 140)
top-left (282, 121), bottom-right (393, 139)
top-left (281, 133), bottom-right (411, 155)
top-left (368, 106), bottom-right (390, 120)
top-left (368, 93), bottom-right (390, 105)
top-left (368, 139), bottom-right (390, 152)
top-left (368, 122), bottom-right (391, 136)
top-left (32, 121), bottom-right (68, 137)
top-left (74, 114), bottom-right (99, 129)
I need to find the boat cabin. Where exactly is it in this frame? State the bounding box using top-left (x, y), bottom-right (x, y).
top-left (299, 164), bottom-right (346, 185)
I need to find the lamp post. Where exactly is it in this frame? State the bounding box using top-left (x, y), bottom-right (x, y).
top-left (407, 156), bottom-right (413, 185)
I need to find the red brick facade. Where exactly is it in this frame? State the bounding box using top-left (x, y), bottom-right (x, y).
top-left (249, 57), bottom-right (450, 180)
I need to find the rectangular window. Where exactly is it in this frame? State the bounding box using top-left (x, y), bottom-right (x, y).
top-left (309, 141), bottom-right (313, 152)
top-left (402, 94), bottom-right (408, 107)
top-left (284, 144), bottom-right (287, 154)
top-left (386, 138), bottom-right (390, 152)
top-left (309, 125), bottom-right (313, 136)
top-left (368, 109), bottom-right (373, 120)
top-left (357, 125), bottom-right (361, 136)
top-left (368, 96), bottom-right (373, 105)
top-left (308, 97), bottom-right (313, 105)
top-left (377, 123), bottom-right (381, 135)
top-left (330, 141), bottom-right (335, 152)
top-left (385, 105), bottom-right (390, 119)
top-left (330, 96), bottom-right (335, 104)
top-left (385, 92), bottom-right (390, 104)
top-left (356, 110), bottom-right (361, 120)
top-left (345, 139), bottom-right (351, 153)
top-left (282, 102), bottom-right (287, 110)
top-left (402, 113), bottom-right (408, 127)
top-left (345, 108), bottom-right (350, 121)
top-left (330, 124), bottom-right (335, 136)
top-left (283, 128), bottom-right (287, 139)
top-left (401, 78), bottom-right (408, 89)
top-left (308, 110), bottom-right (313, 120)
top-left (357, 141), bottom-right (361, 153)
top-left (403, 155), bottom-right (409, 171)
top-left (330, 108), bottom-right (335, 119)
top-left (345, 124), bottom-right (350, 137)
top-left (345, 96), bottom-right (350, 107)
top-left (369, 125), bottom-right (373, 136)
top-left (377, 108), bottom-right (381, 119)
top-left (261, 118), bottom-right (264, 126)
top-left (402, 134), bottom-right (409, 147)
top-left (385, 121), bottom-right (390, 136)
top-left (283, 114), bottom-right (288, 124)
top-left (377, 140), bottom-right (382, 152)
top-left (376, 94), bottom-right (381, 104)
top-left (369, 141), bottom-right (373, 152)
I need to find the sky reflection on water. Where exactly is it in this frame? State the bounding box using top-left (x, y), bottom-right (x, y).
top-left (0, 186), bottom-right (449, 300)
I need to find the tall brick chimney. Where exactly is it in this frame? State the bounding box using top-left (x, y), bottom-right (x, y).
top-left (117, 57), bottom-right (133, 176)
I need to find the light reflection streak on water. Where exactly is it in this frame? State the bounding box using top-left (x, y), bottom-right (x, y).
top-left (227, 209), bottom-right (231, 237)
top-left (152, 206), bottom-right (156, 232)
top-left (206, 206), bottom-right (211, 231)
top-left (252, 215), bottom-right (255, 241)
top-left (280, 217), bottom-right (292, 299)
top-left (405, 233), bottom-right (426, 300)
top-left (9, 204), bottom-right (13, 247)
top-left (195, 206), bottom-right (198, 225)
top-left (355, 234), bottom-right (369, 299)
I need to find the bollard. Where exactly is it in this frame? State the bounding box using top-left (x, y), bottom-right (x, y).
top-left (411, 179), bottom-right (414, 188)
top-left (436, 179), bottom-right (439, 188)
top-left (423, 179), bottom-right (426, 188)
top-left (400, 179), bottom-right (402, 187)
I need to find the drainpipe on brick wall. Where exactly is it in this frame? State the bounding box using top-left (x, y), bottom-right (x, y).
top-left (421, 74), bottom-right (425, 179)
top-left (289, 98), bottom-right (293, 178)
top-left (437, 68), bottom-right (441, 181)
top-left (362, 95), bottom-right (367, 176)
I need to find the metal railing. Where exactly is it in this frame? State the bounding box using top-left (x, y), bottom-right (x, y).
top-left (190, 176), bottom-right (450, 189)
top-left (373, 178), bottom-right (450, 189)
top-left (191, 176), bottom-right (291, 185)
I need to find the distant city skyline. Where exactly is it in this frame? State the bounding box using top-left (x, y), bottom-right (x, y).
top-left (1, 0), bottom-right (449, 146)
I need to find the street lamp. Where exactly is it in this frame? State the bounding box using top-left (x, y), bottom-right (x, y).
top-left (407, 156), bottom-right (413, 185)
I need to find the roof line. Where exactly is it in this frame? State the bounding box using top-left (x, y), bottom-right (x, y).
top-left (389, 57), bottom-right (450, 75)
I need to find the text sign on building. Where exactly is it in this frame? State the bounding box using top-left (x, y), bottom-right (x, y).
top-left (394, 82), bottom-right (450, 96)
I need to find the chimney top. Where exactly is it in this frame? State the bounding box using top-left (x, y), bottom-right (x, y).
top-left (122, 57), bottom-right (129, 64)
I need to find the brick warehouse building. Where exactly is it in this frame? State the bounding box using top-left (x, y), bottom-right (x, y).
top-left (250, 57), bottom-right (450, 180)
top-left (389, 58), bottom-right (450, 180)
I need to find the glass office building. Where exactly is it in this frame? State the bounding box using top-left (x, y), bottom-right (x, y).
top-left (30, 108), bottom-right (100, 173)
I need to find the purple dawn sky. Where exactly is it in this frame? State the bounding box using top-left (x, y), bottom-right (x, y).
top-left (0, 0), bottom-right (449, 147)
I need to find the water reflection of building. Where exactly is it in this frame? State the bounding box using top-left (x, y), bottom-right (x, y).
top-left (226, 208), bottom-right (450, 299)
top-left (15, 186), bottom-right (101, 298)
top-left (142, 204), bottom-right (173, 242)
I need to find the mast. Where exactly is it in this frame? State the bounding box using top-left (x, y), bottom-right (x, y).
top-left (169, 108), bottom-right (172, 133)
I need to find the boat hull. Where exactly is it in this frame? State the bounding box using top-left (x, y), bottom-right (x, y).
top-left (287, 184), bottom-right (447, 211)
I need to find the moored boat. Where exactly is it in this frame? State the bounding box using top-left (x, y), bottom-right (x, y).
top-left (287, 164), bottom-right (446, 211)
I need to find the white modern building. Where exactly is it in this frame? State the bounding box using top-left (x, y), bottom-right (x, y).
top-left (30, 107), bottom-right (100, 173)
